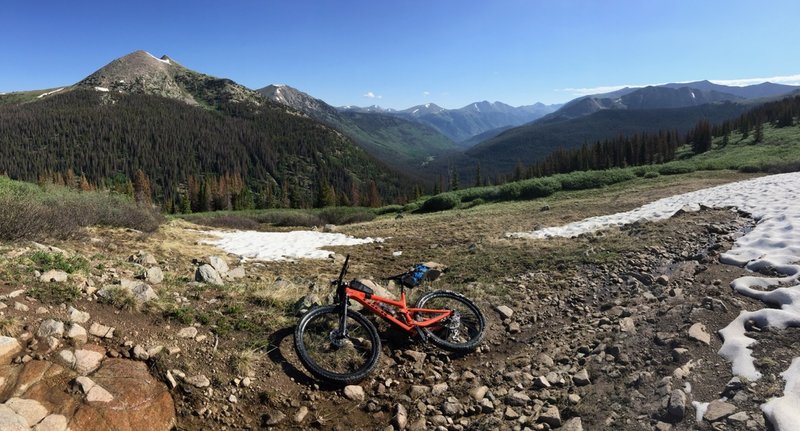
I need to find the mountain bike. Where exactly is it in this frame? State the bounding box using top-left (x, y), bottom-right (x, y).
top-left (294, 255), bottom-right (485, 384)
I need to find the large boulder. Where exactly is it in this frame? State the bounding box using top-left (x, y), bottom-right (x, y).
top-left (195, 264), bottom-right (223, 285)
top-left (0, 359), bottom-right (175, 431)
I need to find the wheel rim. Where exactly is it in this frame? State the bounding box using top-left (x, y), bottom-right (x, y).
top-left (416, 296), bottom-right (482, 345)
top-left (301, 311), bottom-right (376, 376)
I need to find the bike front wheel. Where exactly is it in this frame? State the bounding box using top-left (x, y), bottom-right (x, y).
top-left (294, 305), bottom-right (381, 384)
top-left (414, 290), bottom-right (485, 353)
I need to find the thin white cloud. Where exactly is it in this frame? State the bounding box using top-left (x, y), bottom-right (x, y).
top-left (710, 74), bottom-right (800, 87)
top-left (363, 91), bottom-right (382, 99)
top-left (422, 91), bottom-right (430, 96)
top-left (558, 73), bottom-right (800, 96)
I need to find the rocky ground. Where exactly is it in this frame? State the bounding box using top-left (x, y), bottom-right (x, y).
top-left (0, 172), bottom-right (791, 431)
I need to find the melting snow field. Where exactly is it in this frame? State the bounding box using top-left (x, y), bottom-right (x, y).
top-left (202, 230), bottom-right (382, 261)
top-left (508, 172), bottom-right (800, 430)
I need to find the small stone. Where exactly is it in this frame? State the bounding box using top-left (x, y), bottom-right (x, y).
top-left (534, 375), bottom-right (551, 388)
top-left (66, 324), bottom-right (88, 345)
top-left (507, 321), bottom-right (521, 334)
top-left (86, 385), bottom-right (114, 402)
top-left (343, 385), bottom-right (365, 402)
top-left (145, 267), bottom-right (164, 284)
top-left (506, 391), bottom-right (531, 406)
top-left (539, 405), bottom-right (562, 427)
top-left (704, 400), bottom-right (736, 421)
top-left (184, 375), bottom-right (210, 388)
top-left (573, 369), bottom-right (591, 386)
top-left (178, 327), bottom-right (198, 338)
top-left (568, 393), bottom-right (581, 404)
top-left (37, 319), bottom-right (64, 339)
top-left (403, 349), bottom-right (426, 365)
top-left (395, 403), bottom-right (408, 430)
top-left (619, 317), bottom-right (636, 333)
top-left (14, 302), bottom-right (29, 312)
top-left (561, 417), bottom-right (584, 431)
top-left (727, 411), bottom-right (749, 423)
top-left (688, 323), bottom-right (711, 345)
top-left (39, 270), bottom-right (68, 283)
top-left (227, 267), bottom-right (246, 279)
top-left (0, 336), bottom-right (22, 364)
top-left (89, 322), bottom-right (114, 338)
top-left (667, 389), bottom-right (686, 420)
top-left (431, 382), bottom-right (448, 397)
top-left (293, 406), bottom-right (308, 423)
top-left (132, 345), bottom-right (149, 360)
top-left (241, 377), bottom-right (251, 387)
top-left (74, 346), bottom-right (105, 375)
top-left (196, 264), bottom-right (223, 285)
top-left (495, 305), bottom-right (514, 319)
top-left (57, 350), bottom-right (76, 368)
top-left (207, 256), bottom-right (229, 274)
top-left (408, 385), bottom-right (430, 398)
top-left (504, 406), bottom-right (519, 419)
top-left (264, 410), bottom-right (286, 426)
top-left (655, 275), bottom-right (670, 286)
top-left (68, 307), bottom-right (90, 324)
top-left (470, 386), bottom-right (489, 401)
top-left (228, 394), bottom-right (237, 403)
top-left (131, 283), bottom-right (158, 303)
top-left (36, 306), bottom-right (48, 314)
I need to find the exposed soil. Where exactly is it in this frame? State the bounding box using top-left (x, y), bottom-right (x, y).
top-left (1, 171), bottom-right (792, 430)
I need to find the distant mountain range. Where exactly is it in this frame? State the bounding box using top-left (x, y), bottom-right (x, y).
top-left (257, 85), bottom-right (458, 180)
top-left (340, 100), bottom-right (561, 144)
top-left (456, 80), bottom-right (800, 177)
top-left (2, 49), bottom-right (798, 196)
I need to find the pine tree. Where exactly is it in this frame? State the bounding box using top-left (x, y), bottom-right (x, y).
top-left (366, 181), bottom-right (381, 207)
top-left (474, 162), bottom-right (482, 187)
top-left (317, 178), bottom-right (336, 208)
top-left (754, 120), bottom-right (764, 143)
top-left (133, 169), bottom-right (153, 206)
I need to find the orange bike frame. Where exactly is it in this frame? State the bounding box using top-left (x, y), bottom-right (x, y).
top-left (345, 287), bottom-right (451, 334)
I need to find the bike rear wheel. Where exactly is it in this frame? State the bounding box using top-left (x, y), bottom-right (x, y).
top-left (414, 290), bottom-right (485, 352)
top-left (294, 305), bottom-right (381, 384)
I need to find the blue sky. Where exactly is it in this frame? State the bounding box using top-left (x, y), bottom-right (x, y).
top-left (2, 0), bottom-right (799, 109)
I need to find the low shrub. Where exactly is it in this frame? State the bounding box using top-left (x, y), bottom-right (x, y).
top-left (0, 181), bottom-right (162, 240)
top-left (184, 215), bottom-right (261, 230)
top-left (658, 163), bottom-right (696, 175)
top-left (374, 205), bottom-right (403, 215)
top-left (643, 171), bottom-right (660, 179)
top-left (738, 165), bottom-right (761, 173)
top-left (419, 193), bottom-right (461, 213)
top-left (557, 169), bottom-right (635, 190)
top-left (460, 198), bottom-right (486, 209)
top-left (519, 178), bottom-right (561, 199)
top-left (318, 207), bottom-right (376, 225)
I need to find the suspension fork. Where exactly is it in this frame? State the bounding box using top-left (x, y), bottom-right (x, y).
top-left (337, 282), bottom-right (349, 338)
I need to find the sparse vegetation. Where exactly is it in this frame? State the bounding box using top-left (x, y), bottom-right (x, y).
top-left (29, 251), bottom-right (89, 274)
top-left (28, 283), bottom-right (82, 304)
top-left (99, 286), bottom-right (139, 311)
top-left (0, 176), bottom-right (162, 240)
top-left (0, 317), bottom-right (21, 336)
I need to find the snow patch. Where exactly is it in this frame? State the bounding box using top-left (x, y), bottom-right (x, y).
top-left (690, 90), bottom-right (696, 99)
top-left (762, 358), bottom-right (800, 430)
top-left (202, 230), bottom-right (383, 261)
top-left (473, 103), bottom-right (480, 112)
top-left (37, 88), bottom-right (64, 98)
top-left (412, 109), bottom-right (419, 114)
top-left (507, 172), bottom-right (800, 431)
top-left (692, 401), bottom-right (709, 423)
top-left (94, 87), bottom-right (110, 92)
top-left (145, 51), bottom-right (170, 64)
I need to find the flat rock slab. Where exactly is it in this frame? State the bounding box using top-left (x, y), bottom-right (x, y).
top-left (0, 337), bottom-right (22, 365)
top-left (704, 400), bottom-right (737, 421)
top-left (0, 358), bottom-right (175, 431)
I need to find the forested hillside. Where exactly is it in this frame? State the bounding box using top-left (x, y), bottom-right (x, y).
top-left (0, 89), bottom-right (410, 211)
